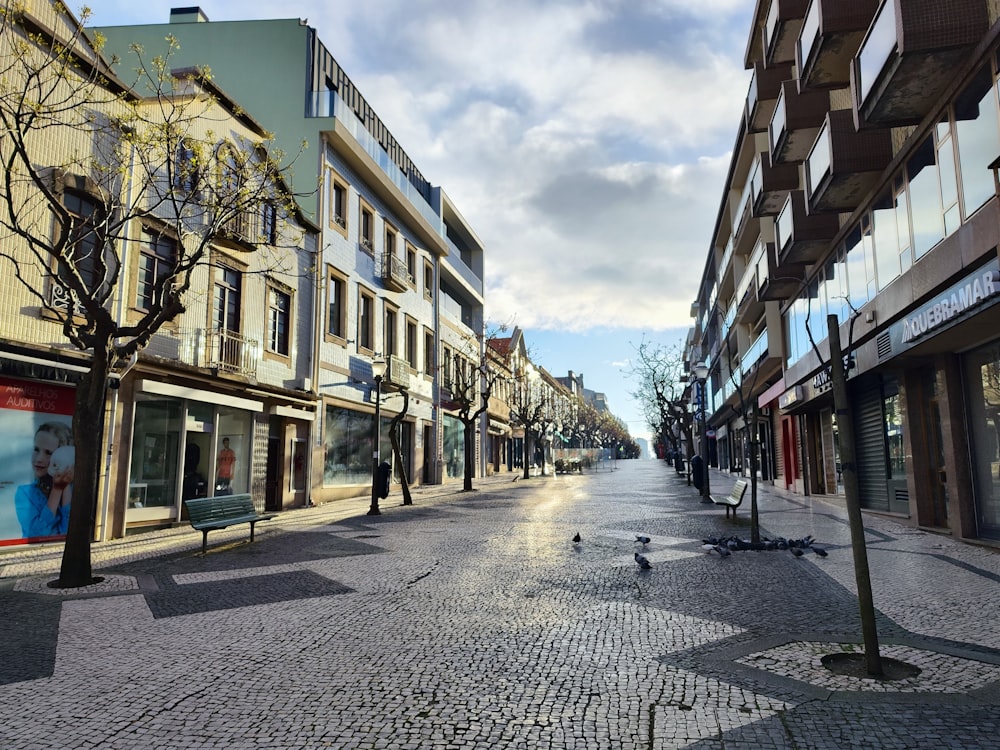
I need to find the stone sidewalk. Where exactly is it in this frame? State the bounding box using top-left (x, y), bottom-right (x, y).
top-left (2, 460), bottom-right (1000, 749)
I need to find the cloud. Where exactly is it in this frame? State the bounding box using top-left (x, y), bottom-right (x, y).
top-left (88, 0), bottom-right (752, 333)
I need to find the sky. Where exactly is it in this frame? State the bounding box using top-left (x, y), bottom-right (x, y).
top-left (79, 0), bottom-right (755, 447)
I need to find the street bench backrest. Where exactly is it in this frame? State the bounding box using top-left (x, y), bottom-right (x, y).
top-left (732, 479), bottom-right (749, 501)
top-left (185, 494), bottom-right (256, 525)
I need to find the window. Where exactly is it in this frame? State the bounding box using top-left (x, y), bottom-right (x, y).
top-left (174, 138), bottom-right (199, 193)
top-left (406, 243), bottom-right (417, 285)
top-left (61, 190), bottom-right (105, 297)
top-left (217, 143), bottom-right (250, 239)
top-left (384, 304), bottom-right (398, 357)
top-left (385, 222), bottom-right (397, 258)
top-left (424, 259), bottom-right (434, 300)
top-left (906, 136), bottom-right (946, 259)
top-left (327, 268), bottom-right (347, 340)
top-left (405, 317), bottom-right (418, 369)
top-left (360, 200), bottom-right (374, 252)
top-left (328, 169), bottom-right (348, 232)
top-left (136, 229), bottom-right (177, 311)
top-left (442, 344), bottom-right (453, 387)
top-left (954, 66), bottom-right (1000, 219)
top-left (261, 201), bottom-right (278, 245)
top-left (213, 265), bottom-right (244, 371)
top-left (267, 284), bottom-right (291, 356)
top-left (214, 266), bottom-right (242, 334)
top-left (424, 328), bottom-right (435, 376)
top-left (359, 288), bottom-right (374, 351)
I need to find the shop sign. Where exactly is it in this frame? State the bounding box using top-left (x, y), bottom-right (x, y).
top-left (901, 265), bottom-right (1000, 344)
top-left (778, 385), bottom-right (804, 409)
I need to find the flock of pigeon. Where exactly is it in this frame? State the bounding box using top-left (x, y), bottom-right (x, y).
top-left (701, 534), bottom-right (828, 558)
top-left (570, 532), bottom-right (829, 570)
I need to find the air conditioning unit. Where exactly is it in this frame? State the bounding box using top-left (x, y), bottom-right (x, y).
top-left (295, 377), bottom-right (312, 391)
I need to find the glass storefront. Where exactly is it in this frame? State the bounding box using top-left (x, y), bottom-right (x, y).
top-left (964, 341), bottom-right (1000, 538)
top-left (443, 414), bottom-right (464, 479)
top-left (128, 394), bottom-right (252, 521)
top-left (323, 404), bottom-right (393, 486)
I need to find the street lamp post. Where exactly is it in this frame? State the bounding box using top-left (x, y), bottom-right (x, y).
top-left (368, 356), bottom-right (387, 516)
top-left (694, 361), bottom-right (711, 503)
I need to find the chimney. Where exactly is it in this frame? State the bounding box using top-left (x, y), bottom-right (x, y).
top-left (170, 6), bottom-right (210, 23)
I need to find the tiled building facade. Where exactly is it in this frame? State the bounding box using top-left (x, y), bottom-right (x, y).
top-left (689, 0), bottom-right (1000, 544)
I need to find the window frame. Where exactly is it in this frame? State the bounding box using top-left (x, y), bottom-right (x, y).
top-left (359, 198), bottom-right (375, 254)
top-left (325, 266), bottom-right (348, 343)
top-left (327, 167), bottom-right (349, 237)
top-left (265, 279), bottom-right (293, 360)
top-left (135, 226), bottom-right (178, 313)
top-left (358, 285), bottom-right (375, 353)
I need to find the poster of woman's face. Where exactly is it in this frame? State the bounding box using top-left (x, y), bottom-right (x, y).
top-left (0, 377), bottom-right (76, 544)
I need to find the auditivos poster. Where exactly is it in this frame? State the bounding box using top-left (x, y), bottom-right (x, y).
top-left (0, 376), bottom-right (76, 544)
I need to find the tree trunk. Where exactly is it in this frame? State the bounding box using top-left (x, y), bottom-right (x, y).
top-left (56, 363), bottom-right (109, 588)
top-left (463, 419), bottom-right (475, 491)
top-left (388, 390), bottom-right (412, 506)
top-left (828, 314), bottom-right (883, 676)
top-left (522, 433), bottom-right (532, 480)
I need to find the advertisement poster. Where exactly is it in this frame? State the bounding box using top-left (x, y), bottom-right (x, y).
top-left (0, 376), bottom-right (76, 545)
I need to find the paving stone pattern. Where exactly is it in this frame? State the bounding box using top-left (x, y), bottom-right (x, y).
top-left (2, 461), bottom-right (1000, 749)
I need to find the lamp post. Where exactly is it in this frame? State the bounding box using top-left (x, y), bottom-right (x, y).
top-left (694, 361), bottom-right (711, 503)
top-left (368, 356), bottom-right (387, 516)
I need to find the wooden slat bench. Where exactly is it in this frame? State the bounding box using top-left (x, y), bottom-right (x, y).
top-left (710, 479), bottom-right (749, 518)
top-left (184, 494), bottom-right (277, 554)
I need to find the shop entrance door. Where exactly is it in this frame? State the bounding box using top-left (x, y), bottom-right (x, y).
top-left (926, 398), bottom-right (949, 528)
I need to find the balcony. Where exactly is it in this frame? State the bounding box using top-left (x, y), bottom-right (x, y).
top-left (855, 0), bottom-right (989, 128)
top-left (746, 61), bottom-right (795, 133)
top-left (770, 80), bottom-right (830, 164)
top-left (742, 329), bottom-right (783, 381)
top-left (750, 151), bottom-right (799, 216)
top-left (805, 109), bottom-right (892, 213)
top-left (775, 190), bottom-right (841, 264)
top-left (214, 210), bottom-right (257, 252)
top-left (206, 328), bottom-right (259, 377)
top-left (735, 243), bottom-right (767, 325)
top-left (764, 0), bottom-right (810, 65)
top-left (381, 252), bottom-right (410, 293)
top-left (756, 240), bottom-right (806, 301)
top-left (797, 0), bottom-right (879, 90)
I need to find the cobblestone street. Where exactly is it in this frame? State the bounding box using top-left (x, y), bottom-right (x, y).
top-left (3, 460), bottom-right (1000, 749)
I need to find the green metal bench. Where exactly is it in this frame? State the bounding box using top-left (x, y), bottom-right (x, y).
top-left (710, 478), bottom-right (749, 519)
top-left (184, 494), bottom-right (277, 554)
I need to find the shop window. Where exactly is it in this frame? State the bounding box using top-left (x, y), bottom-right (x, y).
top-left (323, 404), bottom-right (390, 486)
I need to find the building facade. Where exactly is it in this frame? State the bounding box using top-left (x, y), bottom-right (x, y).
top-left (689, 0), bottom-right (1000, 545)
top-left (97, 8), bottom-right (488, 506)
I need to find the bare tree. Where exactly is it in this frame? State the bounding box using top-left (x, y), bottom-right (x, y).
top-left (444, 324), bottom-right (510, 491)
top-left (0, 4), bottom-right (303, 586)
top-left (629, 338), bottom-right (694, 472)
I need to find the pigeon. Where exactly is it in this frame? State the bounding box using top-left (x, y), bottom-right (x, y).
top-left (712, 545), bottom-right (731, 557)
top-left (812, 546), bottom-right (828, 557)
top-left (790, 547), bottom-right (804, 557)
top-left (636, 535), bottom-right (651, 546)
top-left (634, 552), bottom-right (652, 569)
top-left (572, 532), bottom-right (581, 543)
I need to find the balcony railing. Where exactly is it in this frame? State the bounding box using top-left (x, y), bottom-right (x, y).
top-left (207, 328), bottom-right (259, 376)
top-left (381, 252), bottom-right (410, 292)
top-left (856, 0), bottom-right (896, 105)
